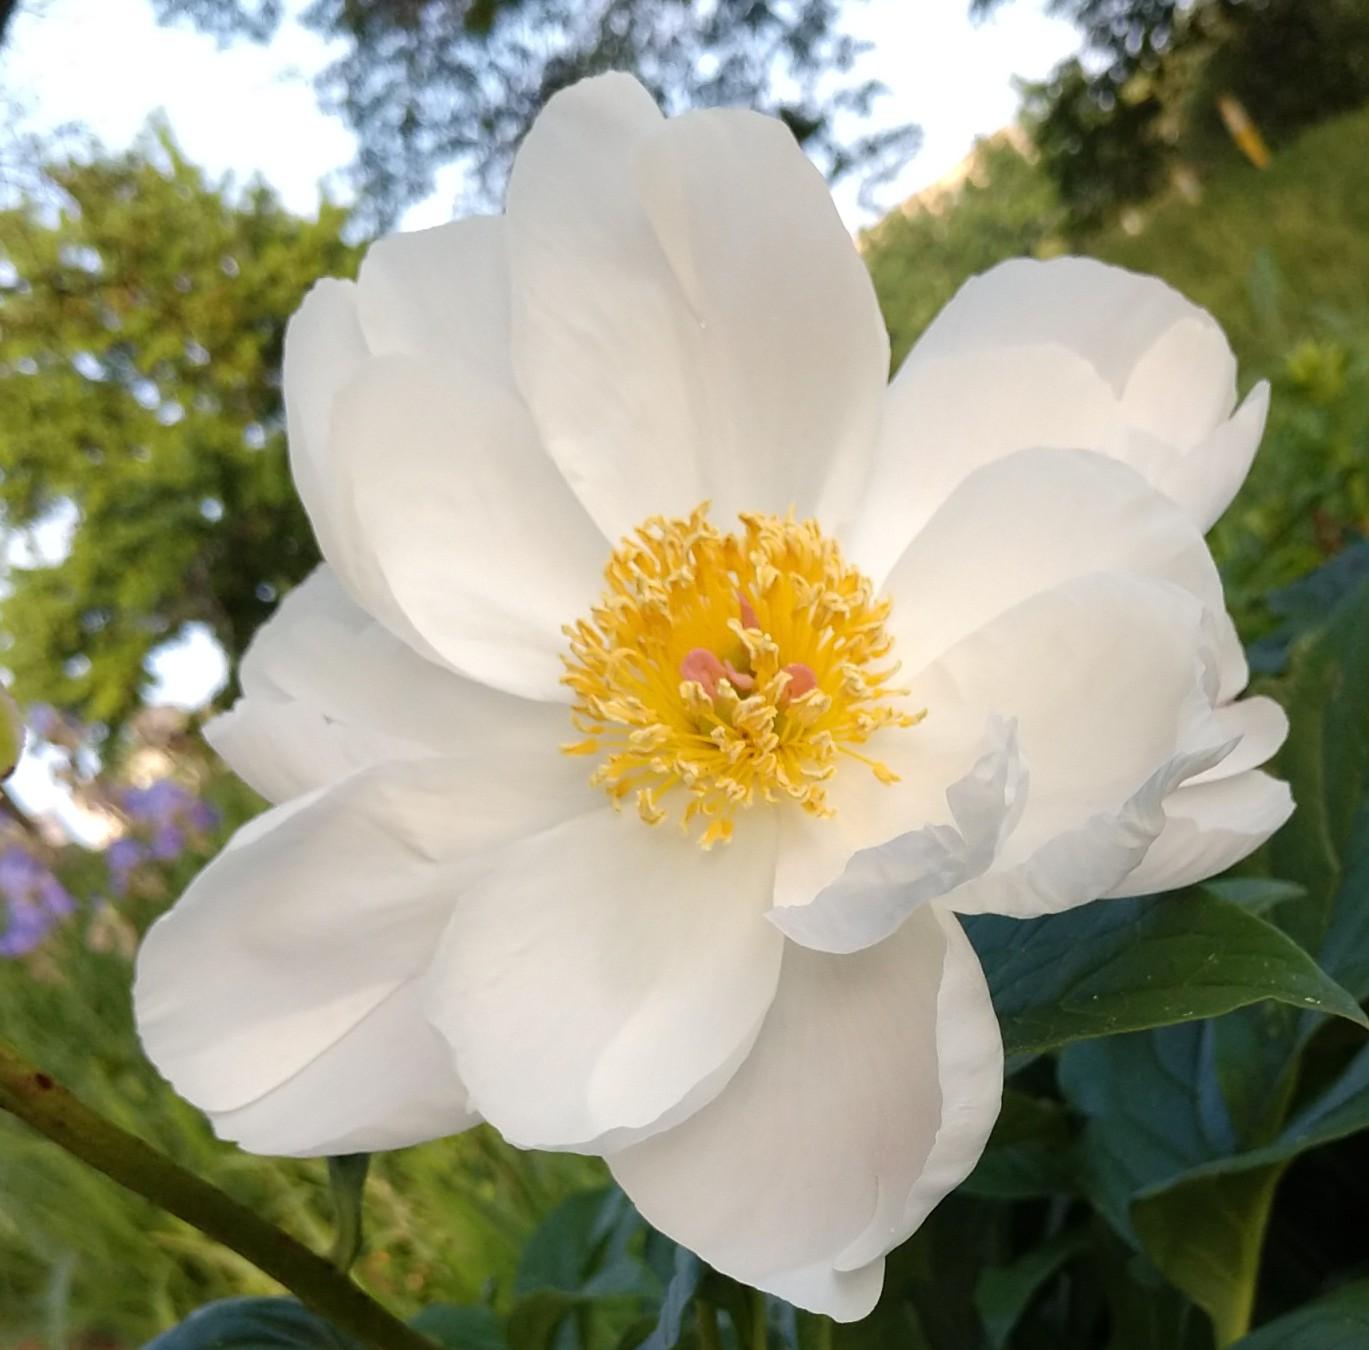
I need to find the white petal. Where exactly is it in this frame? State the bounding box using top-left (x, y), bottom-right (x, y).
top-left (355, 216), bottom-right (516, 389)
top-left (208, 982), bottom-right (477, 1157)
top-left (328, 354), bottom-right (607, 701)
top-left (426, 807), bottom-right (783, 1153)
top-left (1109, 769), bottom-right (1295, 898)
top-left (848, 345), bottom-right (1122, 583)
top-left (283, 280), bottom-right (371, 577)
top-left (205, 699), bottom-right (392, 805)
top-left (1156, 382), bottom-right (1271, 532)
top-left (608, 906), bottom-right (1002, 1321)
top-left (507, 74), bottom-right (885, 538)
top-left (630, 106), bottom-right (888, 529)
top-left (505, 74), bottom-right (690, 538)
top-left (780, 573), bottom-right (1230, 931)
top-left (880, 447), bottom-right (1243, 696)
top-left (1189, 695), bottom-right (1288, 786)
top-left (1121, 314), bottom-right (1237, 448)
top-left (771, 717), bottom-right (1025, 953)
top-left (135, 749), bottom-right (593, 1137)
top-left (910, 257), bottom-right (1224, 397)
top-left (851, 258), bottom-right (1259, 571)
top-left (947, 742), bottom-right (1229, 917)
top-left (206, 567), bottom-right (567, 801)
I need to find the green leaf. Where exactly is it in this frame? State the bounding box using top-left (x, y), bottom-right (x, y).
top-left (1230, 1280), bottom-right (1369, 1348)
top-left (639, 1248), bottom-right (704, 1350)
top-left (1142, 1038), bottom-right (1369, 1187)
top-left (326, 1153), bottom-right (371, 1273)
top-left (973, 1229), bottom-right (1088, 1349)
top-left (506, 1290), bottom-right (581, 1350)
top-left (1061, 1023), bottom-right (1239, 1238)
top-left (961, 1090), bottom-right (1076, 1200)
top-left (141, 1298), bottom-right (361, 1349)
top-left (409, 1306), bottom-right (507, 1350)
top-left (1132, 1166), bottom-right (1284, 1348)
top-left (1270, 577), bottom-right (1369, 983)
top-left (965, 891), bottom-right (1367, 1057)
top-left (515, 1187), bottom-right (648, 1300)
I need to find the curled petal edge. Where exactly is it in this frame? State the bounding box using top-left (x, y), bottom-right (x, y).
top-left (767, 717), bottom-right (1027, 954)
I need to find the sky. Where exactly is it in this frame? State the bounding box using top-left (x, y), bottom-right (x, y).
top-left (0, 0), bottom-right (1080, 823)
top-left (2, 0), bottom-right (1081, 228)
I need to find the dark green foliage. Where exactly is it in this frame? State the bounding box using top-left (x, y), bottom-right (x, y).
top-left (0, 127), bottom-right (355, 730)
top-left (142, 1297), bottom-right (363, 1349)
top-left (150, 0), bottom-right (918, 226)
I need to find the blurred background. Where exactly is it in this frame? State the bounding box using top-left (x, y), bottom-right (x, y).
top-left (0, 1), bottom-right (1366, 1345)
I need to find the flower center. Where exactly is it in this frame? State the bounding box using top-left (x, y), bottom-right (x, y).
top-left (562, 505), bottom-right (922, 848)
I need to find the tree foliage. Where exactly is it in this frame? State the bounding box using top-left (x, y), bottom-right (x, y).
top-left (151, 0), bottom-right (918, 226)
top-left (0, 127), bottom-right (354, 729)
top-left (974, 0), bottom-right (1369, 231)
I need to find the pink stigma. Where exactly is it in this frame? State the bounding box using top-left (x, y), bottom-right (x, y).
top-left (738, 593), bottom-right (760, 630)
top-left (681, 648), bottom-right (755, 697)
top-left (781, 662), bottom-right (819, 701)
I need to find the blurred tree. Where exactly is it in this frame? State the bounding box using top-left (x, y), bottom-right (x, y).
top-left (861, 132), bottom-right (1067, 369)
top-left (0, 125), bottom-right (355, 729)
top-left (973, 0), bottom-right (1369, 230)
top-left (149, 0), bottom-right (918, 227)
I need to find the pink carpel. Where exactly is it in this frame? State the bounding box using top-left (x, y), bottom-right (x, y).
top-left (781, 662), bottom-right (819, 702)
top-left (737, 593), bottom-right (760, 630)
top-left (681, 648), bottom-right (755, 696)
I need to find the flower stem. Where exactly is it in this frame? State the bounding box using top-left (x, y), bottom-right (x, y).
top-left (0, 1039), bottom-right (434, 1350)
top-left (750, 1286), bottom-right (768, 1350)
top-left (696, 1299), bottom-right (724, 1350)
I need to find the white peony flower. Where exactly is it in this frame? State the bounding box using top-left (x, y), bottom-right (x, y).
top-left (134, 73), bottom-right (1292, 1320)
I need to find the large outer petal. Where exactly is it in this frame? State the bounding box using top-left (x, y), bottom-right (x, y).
top-left (425, 807), bottom-right (783, 1154)
top-left (205, 567), bottom-right (565, 802)
top-left (608, 906), bottom-right (1002, 1321)
top-left (134, 747), bottom-right (594, 1154)
top-left (850, 258), bottom-right (1267, 577)
top-left (282, 220), bottom-right (607, 700)
top-left (505, 73), bottom-right (887, 539)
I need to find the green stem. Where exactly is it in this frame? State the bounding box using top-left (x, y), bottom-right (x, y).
top-left (0, 1040), bottom-right (433, 1350)
top-left (696, 1299), bottom-right (724, 1350)
top-left (809, 1313), bottom-right (834, 1350)
top-left (750, 1286), bottom-right (768, 1350)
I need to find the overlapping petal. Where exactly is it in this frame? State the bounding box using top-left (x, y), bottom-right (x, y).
top-left (426, 807), bottom-right (783, 1153)
top-left (608, 906), bottom-right (1001, 1321)
top-left (135, 747), bottom-right (594, 1153)
top-left (775, 572), bottom-right (1232, 949)
top-left (505, 74), bottom-right (888, 538)
top-left (850, 257), bottom-right (1269, 577)
top-left (878, 446), bottom-right (1248, 700)
top-left (282, 223), bottom-right (608, 700)
top-left (205, 567), bottom-right (565, 801)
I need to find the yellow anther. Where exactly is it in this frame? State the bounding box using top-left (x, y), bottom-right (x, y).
top-left (562, 504), bottom-right (918, 845)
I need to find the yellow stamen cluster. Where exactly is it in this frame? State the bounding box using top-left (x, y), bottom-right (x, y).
top-left (562, 505), bottom-right (922, 847)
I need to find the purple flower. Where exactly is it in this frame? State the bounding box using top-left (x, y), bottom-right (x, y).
top-left (0, 844), bottom-right (75, 956)
top-left (150, 824), bottom-right (185, 862)
top-left (120, 779), bottom-right (218, 838)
